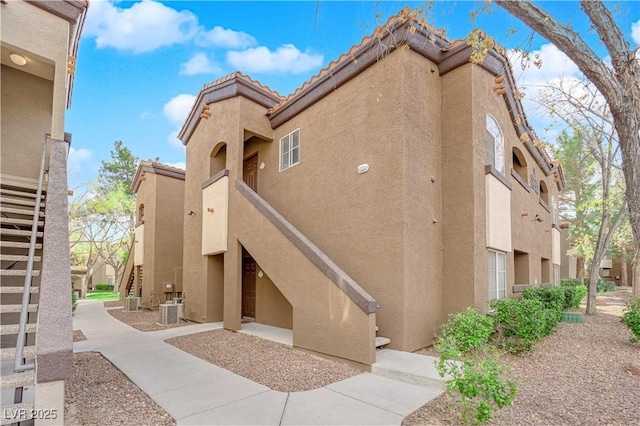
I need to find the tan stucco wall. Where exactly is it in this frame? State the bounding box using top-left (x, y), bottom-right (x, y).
top-left (135, 171), bottom-right (185, 308)
top-left (255, 268), bottom-right (293, 329)
top-left (183, 98), bottom-right (243, 322)
top-left (486, 174), bottom-right (512, 252)
top-left (1, 65), bottom-right (53, 180)
top-left (180, 45), bottom-right (561, 359)
top-left (201, 176), bottom-right (228, 255)
top-left (1, 0), bottom-right (69, 140)
top-left (134, 225), bottom-right (144, 266)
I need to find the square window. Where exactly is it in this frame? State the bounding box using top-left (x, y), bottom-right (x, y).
top-left (280, 129), bottom-right (300, 171)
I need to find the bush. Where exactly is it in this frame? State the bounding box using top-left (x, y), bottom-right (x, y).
top-left (71, 289), bottom-right (78, 312)
top-left (560, 285), bottom-right (587, 309)
top-left (436, 346), bottom-right (516, 424)
top-left (490, 298), bottom-right (556, 353)
top-left (596, 280), bottom-right (615, 293)
top-left (436, 308), bottom-right (516, 424)
top-left (622, 296), bottom-right (640, 343)
top-left (522, 287), bottom-right (565, 313)
top-left (438, 307), bottom-right (494, 355)
top-left (561, 278), bottom-right (582, 287)
top-left (94, 284), bottom-right (113, 291)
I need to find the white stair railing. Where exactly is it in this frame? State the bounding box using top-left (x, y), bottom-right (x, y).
top-left (13, 134), bottom-right (48, 372)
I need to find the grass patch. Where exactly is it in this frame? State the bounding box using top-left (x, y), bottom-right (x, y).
top-left (86, 291), bottom-right (120, 301)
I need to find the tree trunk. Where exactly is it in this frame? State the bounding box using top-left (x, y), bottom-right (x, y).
top-left (586, 264), bottom-right (599, 315)
top-left (620, 247), bottom-right (628, 287)
top-left (633, 251), bottom-right (640, 297)
top-left (576, 257), bottom-right (585, 281)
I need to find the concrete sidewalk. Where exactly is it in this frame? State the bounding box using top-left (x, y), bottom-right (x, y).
top-left (73, 301), bottom-right (443, 425)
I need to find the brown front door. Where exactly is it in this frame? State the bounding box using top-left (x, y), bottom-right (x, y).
top-left (242, 256), bottom-right (256, 318)
top-left (243, 154), bottom-right (258, 192)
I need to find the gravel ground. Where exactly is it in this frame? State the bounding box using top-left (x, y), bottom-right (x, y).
top-left (65, 352), bottom-right (175, 426)
top-left (72, 330), bottom-right (87, 342)
top-left (103, 300), bottom-right (123, 308)
top-left (107, 308), bottom-right (191, 332)
top-left (166, 329), bottom-right (361, 392)
top-left (404, 297), bottom-right (639, 426)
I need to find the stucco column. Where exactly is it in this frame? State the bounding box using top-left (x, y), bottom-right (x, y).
top-left (36, 138), bottom-right (72, 383)
top-left (223, 239), bottom-right (242, 331)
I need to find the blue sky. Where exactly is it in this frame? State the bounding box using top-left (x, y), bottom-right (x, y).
top-left (66, 1), bottom-right (640, 188)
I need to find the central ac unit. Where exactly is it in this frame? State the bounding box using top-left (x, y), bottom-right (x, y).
top-left (159, 303), bottom-right (180, 325)
top-left (124, 297), bottom-right (140, 311)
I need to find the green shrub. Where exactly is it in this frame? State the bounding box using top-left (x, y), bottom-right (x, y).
top-left (560, 285), bottom-right (587, 309)
top-left (561, 278), bottom-right (582, 287)
top-left (71, 289), bottom-right (78, 312)
top-left (436, 346), bottom-right (517, 425)
top-left (490, 298), bottom-right (554, 353)
top-left (522, 287), bottom-right (565, 313)
top-left (622, 296), bottom-right (640, 343)
top-left (596, 280), bottom-right (615, 293)
top-left (94, 284), bottom-right (113, 291)
top-left (436, 310), bottom-right (516, 424)
top-left (438, 307), bottom-right (494, 355)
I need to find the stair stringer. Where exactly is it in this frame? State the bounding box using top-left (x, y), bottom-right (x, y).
top-left (118, 241), bottom-right (135, 298)
top-left (230, 180), bottom-right (377, 365)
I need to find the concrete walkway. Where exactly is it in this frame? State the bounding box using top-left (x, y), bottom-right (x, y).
top-left (73, 301), bottom-right (443, 425)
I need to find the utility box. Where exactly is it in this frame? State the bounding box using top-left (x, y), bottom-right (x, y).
top-left (124, 297), bottom-right (140, 311)
top-left (159, 303), bottom-right (183, 324)
top-left (164, 282), bottom-right (174, 293)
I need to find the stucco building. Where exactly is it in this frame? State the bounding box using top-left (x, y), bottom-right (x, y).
top-left (143, 12), bottom-right (563, 366)
top-left (1, 0), bottom-right (88, 423)
top-left (119, 161), bottom-right (186, 308)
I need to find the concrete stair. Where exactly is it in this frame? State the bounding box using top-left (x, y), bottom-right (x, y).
top-left (371, 349), bottom-right (445, 390)
top-left (1, 178), bottom-right (43, 421)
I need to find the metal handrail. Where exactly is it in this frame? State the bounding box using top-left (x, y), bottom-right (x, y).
top-left (14, 134), bottom-right (48, 372)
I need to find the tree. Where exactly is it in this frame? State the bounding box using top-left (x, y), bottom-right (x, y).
top-left (97, 140), bottom-right (139, 197)
top-left (537, 76), bottom-right (627, 314)
top-left (494, 0), bottom-right (640, 295)
top-left (551, 131), bottom-right (598, 281)
top-left (69, 141), bottom-right (140, 289)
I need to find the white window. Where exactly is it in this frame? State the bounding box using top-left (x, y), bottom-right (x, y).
top-left (486, 115), bottom-right (504, 175)
top-left (551, 196), bottom-right (558, 226)
top-left (553, 264), bottom-right (560, 286)
top-left (488, 250), bottom-right (506, 302)
top-left (280, 129), bottom-right (300, 171)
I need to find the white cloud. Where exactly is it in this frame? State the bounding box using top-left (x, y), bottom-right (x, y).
top-left (83, 0), bottom-right (198, 53)
top-left (68, 147), bottom-right (92, 174)
top-left (196, 26), bottom-right (257, 49)
top-left (227, 44), bottom-right (324, 74)
top-left (163, 94), bottom-right (196, 126)
top-left (509, 43), bottom-right (580, 88)
top-left (180, 53), bottom-right (222, 76)
top-left (163, 94), bottom-right (196, 149)
top-left (165, 161), bottom-right (186, 170)
top-left (632, 19), bottom-right (640, 46)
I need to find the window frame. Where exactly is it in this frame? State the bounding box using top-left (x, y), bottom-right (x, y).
top-left (488, 249), bottom-right (507, 303)
top-left (486, 115), bottom-right (505, 175)
top-left (279, 128), bottom-right (300, 172)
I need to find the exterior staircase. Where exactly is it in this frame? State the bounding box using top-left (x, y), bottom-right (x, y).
top-left (1, 178), bottom-right (45, 425)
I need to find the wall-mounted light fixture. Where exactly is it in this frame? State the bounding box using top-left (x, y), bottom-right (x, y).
top-left (187, 210), bottom-right (195, 216)
top-left (10, 53), bottom-right (27, 66)
top-left (533, 214), bottom-right (543, 222)
top-left (357, 164), bottom-right (369, 174)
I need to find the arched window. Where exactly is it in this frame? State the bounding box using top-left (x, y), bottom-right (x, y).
top-left (512, 147), bottom-right (527, 181)
top-left (539, 181), bottom-right (549, 205)
top-left (486, 115), bottom-right (504, 175)
top-left (210, 142), bottom-right (227, 177)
